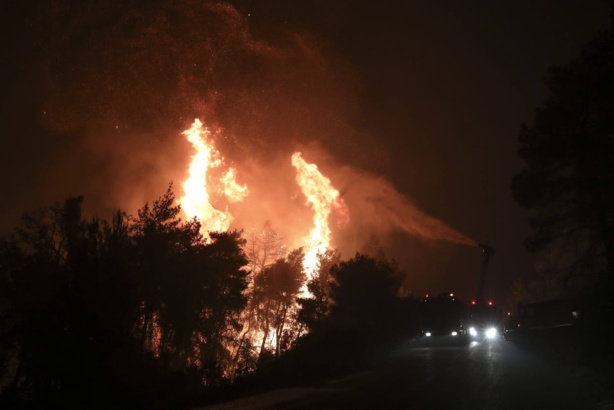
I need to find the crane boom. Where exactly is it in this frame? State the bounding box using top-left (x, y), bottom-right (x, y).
top-left (476, 243), bottom-right (495, 303)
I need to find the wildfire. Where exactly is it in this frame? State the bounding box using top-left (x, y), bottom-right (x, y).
top-left (179, 120), bottom-right (349, 285)
top-left (220, 168), bottom-right (249, 202)
top-left (180, 119), bottom-right (248, 237)
top-left (291, 152), bottom-right (348, 279)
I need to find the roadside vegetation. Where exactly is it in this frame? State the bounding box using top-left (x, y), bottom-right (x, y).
top-left (0, 187), bottom-right (420, 408)
top-left (510, 19), bottom-right (614, 378)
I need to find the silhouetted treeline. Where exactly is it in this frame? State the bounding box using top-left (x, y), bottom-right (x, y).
top-left (0, 188), bottom-right (420, 408)
top-left (511, 22), bottom-right (614, 373)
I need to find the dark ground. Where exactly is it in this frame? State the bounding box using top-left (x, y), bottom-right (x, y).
top-left (198, 337), bottom-right (614, 410)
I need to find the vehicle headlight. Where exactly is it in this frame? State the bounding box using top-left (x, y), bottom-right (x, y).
top-left (486, 327), bottom-right (497, 339)
top-left (469, 327), bottom-right (477, 336)
top-left (425, 332), bottom-right (432, 337)
top-left (451, 331), bottom-right (458, 336)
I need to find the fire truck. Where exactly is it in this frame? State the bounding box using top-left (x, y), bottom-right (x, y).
top-left (420, 292), bottom-right (465, 337)
top-left (420, 293), bottom-right (503, 340)
top-left (465, 299), bottom-right (504, 339)
top-left (464, 244), bottom-right (504, 339)
top-left (420, 243), bottom-right (504, 340)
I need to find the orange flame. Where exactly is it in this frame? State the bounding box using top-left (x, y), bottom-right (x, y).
top-left (220, 168), bottom-right (249, 202)
top-left (180, 119), bottom-right (248, 237)
top-left (291, 152), bottom-right (348, 279)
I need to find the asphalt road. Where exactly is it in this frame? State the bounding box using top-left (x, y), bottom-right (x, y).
top-left (202, 336), bottom-right (613, 410)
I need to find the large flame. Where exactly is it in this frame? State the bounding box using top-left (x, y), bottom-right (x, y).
top-left (180, 119), bottom-right (248, 236)
top-left (291, 152), bottom-right (348, 279)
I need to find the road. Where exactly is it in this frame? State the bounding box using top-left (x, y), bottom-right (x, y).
top-left (202, 337), bottom-right (613, 409)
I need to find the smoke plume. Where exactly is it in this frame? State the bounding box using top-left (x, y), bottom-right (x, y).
top-left (5, 1), bottom-right (477, 284)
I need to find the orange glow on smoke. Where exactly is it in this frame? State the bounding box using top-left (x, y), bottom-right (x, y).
top-left (291, 152), bottom-right (348, 279)
top-left (180, 119), bottom-right (248, 237)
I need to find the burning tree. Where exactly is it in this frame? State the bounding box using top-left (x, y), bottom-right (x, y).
top-left (250, 248), bottom-right (305, 357)
top-left (132, 187), bottom-right (251, 385)
top-left (244, 222), bottom-right (287, 275)
top-left (0, 185), bottom-right (427, 405)
top-left (232, 222), bottom-right (287, 364)
top-left (297, 249), bottom-right (342, 333)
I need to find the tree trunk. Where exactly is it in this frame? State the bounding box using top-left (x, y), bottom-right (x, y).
top-left (275, 303), bottom-right (288, 356)
top-left (140, 311), bottom-right (151, 353)
top-left (259, 299), bottom-right (271, 356)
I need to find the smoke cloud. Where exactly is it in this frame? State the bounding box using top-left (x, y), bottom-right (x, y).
top-left (26, 1), bottom-right (380, 216)
top-left (5, 1), bottom-right (477, 290)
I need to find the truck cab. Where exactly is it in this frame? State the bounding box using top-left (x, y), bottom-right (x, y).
top-left (465, 300), bottom-right (504, 340)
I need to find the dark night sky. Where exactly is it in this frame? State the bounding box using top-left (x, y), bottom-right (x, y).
top-left (1, 0), bottom-right (611, 305)
top-left (216, 0), bottom-right (612, 303)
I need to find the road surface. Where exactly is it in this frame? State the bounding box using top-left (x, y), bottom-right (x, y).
top-left (202, 337), bottom-right (613, 409)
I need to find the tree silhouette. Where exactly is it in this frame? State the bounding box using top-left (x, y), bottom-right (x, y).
top-left (195, 230), bottom-right (249, 385)
top-left (251, 248), bottom-right (304, 357)
top-left (511, 26), bottom-right (614, 374)
top-left (244, 222), bottom-right (286, 275)
top-left (271, 253), bottom-right (409, 384)
top-left (131, 187), bottom-right (250, 386)
top-left (234, 222), bottom-right (287, 366)
top-left (297, 249), bottom-right (341, 333)
top-left (328, 253), bottom-right (403, 333)
top-left (0, 187), bottom-right (252, 404)
top-left (511, 29), bottom-right (614, 303)
top-left (0, 189), bottom-right (417, 406)
top-left (0, 196), bottom-right (145, 404)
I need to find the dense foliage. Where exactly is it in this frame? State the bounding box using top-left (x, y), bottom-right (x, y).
top-left (0, 188), bottom-right (418, 407)
top-left (511, 30), bottom-right (614, 302)
top-left (511, 26), bottom-right (614, 373)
